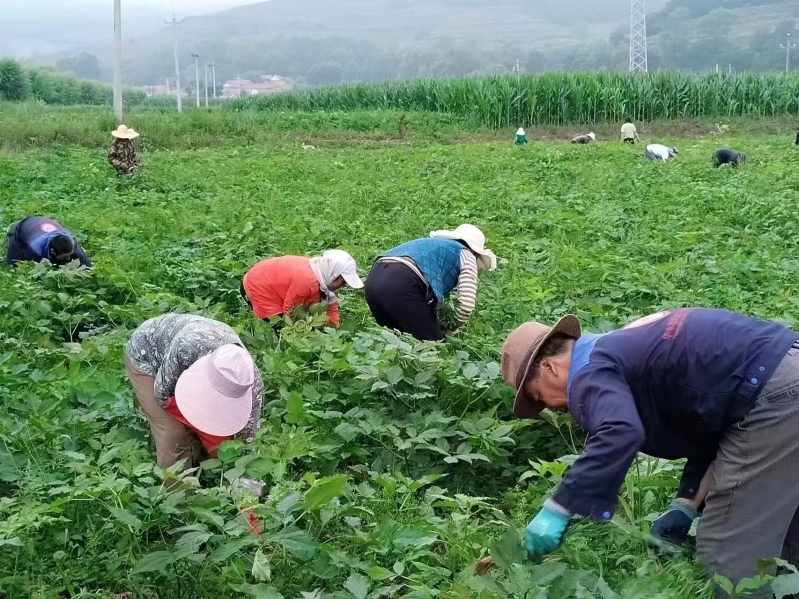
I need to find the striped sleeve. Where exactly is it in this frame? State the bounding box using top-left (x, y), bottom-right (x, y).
top-left (455, 249), bottom-right (479, 324)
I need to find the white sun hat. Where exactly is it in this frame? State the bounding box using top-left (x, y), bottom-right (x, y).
top-left (175, 344), bottom-right (255, 437)
top-left (112, 124), bottom-right (140, 140)
top-left (429, 224), bottom-right (497, 271)
top-left (325, 249), bottom-right (364, 289)
top-left (588, 132), bottom-right (596, 140)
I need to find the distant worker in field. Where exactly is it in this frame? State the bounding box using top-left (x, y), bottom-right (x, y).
top-left (571, 132), bottom-right (596, 145)
top-left (621, 118), bottom-right (640, 144)
top-left (5, 216), bottom-right (91, 267)
top-left (645, 143), bottom-right (678, 162)
top-left (364, 224), bottom-right (497, 342)
top-left (514, 128), bottom-right (528, 145)
top-left (125, 314), bottom-right (263, 470)
top-left (241, 250), bottom-right (363, 327)
top-left (501, 308), bottom-right (799, 598)
top-left (108, 124), bottom-right (140, 177)
top-left (714, 148), bottom-right (746, 168)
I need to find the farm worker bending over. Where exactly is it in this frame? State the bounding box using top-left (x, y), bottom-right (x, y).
top-left (365, 224), bottom-right (496, 342)
top-left (242, 250), bottom-right (363, 327)
top-left (125, 314), bottom-right (263, 469)
top-left (108, 125), bottom-right (140, 176)
top-left (621, 118), bottom-right (640, 144)
top-left (714, 148), bottom-right (746, 167)
top-left (571, 132), bottom-right (595, 144)
top-left (645, 143), bottom-right (678, 162)
top-left (500, 308), bottom-right (799, 598)
top-left (5, 216), bottom-right (91, 267)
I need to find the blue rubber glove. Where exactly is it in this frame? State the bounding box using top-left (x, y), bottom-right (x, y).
top-left (525, 499), bottom-right (572, 560)
top-left (650, 500), bottom-right (698, 546)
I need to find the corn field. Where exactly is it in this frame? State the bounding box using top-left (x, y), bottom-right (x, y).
top-left (233, 71), bottom-right (799, 127)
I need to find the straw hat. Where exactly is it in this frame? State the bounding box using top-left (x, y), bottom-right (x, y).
top-left (588, 132), bottom-right (596, 140)
top-left (516, 128), bottom-right (525, 136)
top-left (175, 344), bottom-right (255, 436)
top-left (429, 224), bottom-right (497, 271)
top-left (112, 124), bottom-right (140, 140)
top-left (500, 315), bottom-right (582, 419)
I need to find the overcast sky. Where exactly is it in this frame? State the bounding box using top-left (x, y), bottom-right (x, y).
top-left (2, 0), bottom-right (262, 55)
top-left (8, 0), bottom-right (259, 17)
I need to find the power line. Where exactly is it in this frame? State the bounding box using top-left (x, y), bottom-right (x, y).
top-left (141, 0), bottom-right (168, 21)
top-left (154, 0), bottom-right (173, 18)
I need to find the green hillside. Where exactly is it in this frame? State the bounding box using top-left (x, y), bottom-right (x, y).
top-left (119, 0), bottom-right (667, 85)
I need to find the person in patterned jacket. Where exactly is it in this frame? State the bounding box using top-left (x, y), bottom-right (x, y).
top-left (364, 224), bottom-right (497, 341)
top-left (125, 313), bottom-right (263, 471)
top-left (108, 125), bottom-right (140, 176)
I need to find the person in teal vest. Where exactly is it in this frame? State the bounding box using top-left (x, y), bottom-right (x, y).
top-left (364, 224), bottom-right (497, 341)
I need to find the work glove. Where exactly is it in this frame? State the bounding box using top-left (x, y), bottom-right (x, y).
top-left (650, 500), bottom-right (698, 547)
top-left (525, 499), bottom-right (572, 560)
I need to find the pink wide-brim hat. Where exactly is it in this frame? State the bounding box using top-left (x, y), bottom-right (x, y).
top-left (175, 344), bottom-right (255, 437)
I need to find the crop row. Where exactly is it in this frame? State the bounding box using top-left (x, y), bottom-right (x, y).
top-left (232, 71), bottom-right (799, 128)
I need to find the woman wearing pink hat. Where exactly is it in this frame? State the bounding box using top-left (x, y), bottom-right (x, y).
top-left (125, 314), bottom-right (263, 469)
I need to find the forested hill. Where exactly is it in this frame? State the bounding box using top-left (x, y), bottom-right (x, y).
top-left (191, 0), bottom-right (654, 49)
top-left (116, 0), bottom-right (666, 85)
top-left (39, 0), bottom-right (799, 87)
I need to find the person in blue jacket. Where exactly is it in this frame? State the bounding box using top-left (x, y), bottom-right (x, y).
top-left (501, 308), bottom-right (799, 598)
top-left (5, 216), bottom-right (91, 267)
top-left (364, 224), bottom-right (496, 341)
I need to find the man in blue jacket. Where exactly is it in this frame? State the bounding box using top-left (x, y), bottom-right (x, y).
top-left (501, 308), bottom-right (799, 597)
top-left (5, 216), bottom-right (91, 268)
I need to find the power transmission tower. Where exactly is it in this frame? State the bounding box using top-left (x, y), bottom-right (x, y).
top-left (629, 0), bottom-right (648, 73)
top-left (781, 33), bottom-right (796, 72)
top-left (192, 52), bottom-right (200, 108)
top-left (168, 14), bottom-right (182, 112)
top-left (113, 0), bottom-right (123, 121)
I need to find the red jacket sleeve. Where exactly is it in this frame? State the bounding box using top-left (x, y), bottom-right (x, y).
top-left (326, 302), bottom-right (340, 327)
top-left (283, 280), bottom-right (315, 316)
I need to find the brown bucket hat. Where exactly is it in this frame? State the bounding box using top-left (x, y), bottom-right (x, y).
top-left (501, 315), bottom-right (582, 419)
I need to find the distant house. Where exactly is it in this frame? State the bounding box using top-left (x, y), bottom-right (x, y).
top-left (141, 84), bottom-right (171, 97)
top-left (221, 76), bottom-right (293, 99)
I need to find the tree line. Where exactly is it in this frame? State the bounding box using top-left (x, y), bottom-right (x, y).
top-left (0, 58), bottom-right (145, 106)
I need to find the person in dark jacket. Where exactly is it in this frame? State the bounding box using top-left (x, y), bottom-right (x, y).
top-left (364, 224), bottom-right (496, 342)
top-left (5, 216), bottom-right (91, 267)
top-left (501, 308), bottom-right (799, 598)
top-left (571, 132), bottom-right (596, 144)
top-left (714, 148), bottom-right (746, 167)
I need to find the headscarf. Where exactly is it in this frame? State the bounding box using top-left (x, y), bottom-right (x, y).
top-left (309, 250), bottom-right (360, 305)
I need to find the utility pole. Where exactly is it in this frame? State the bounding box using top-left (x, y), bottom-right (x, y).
top-left (629, 0), bottom-right (648, 73)
top-left (168, 14), bottom-right (182, 112)
top-left (781, 33), bottom-right (796, 72)
top-left (113, 0), bottom-right (123, 121)
top-left (204, 62), bottom-right (209, 107)
top-left (192, 52), bottom-right (200, 108)
top-left (211, 62), bottom-right (217, 98)
top-left (166, 78), bottom-right (170, 95)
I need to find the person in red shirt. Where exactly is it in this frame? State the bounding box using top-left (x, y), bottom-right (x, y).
top-left (241, 249), bottom-right (363, 327)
